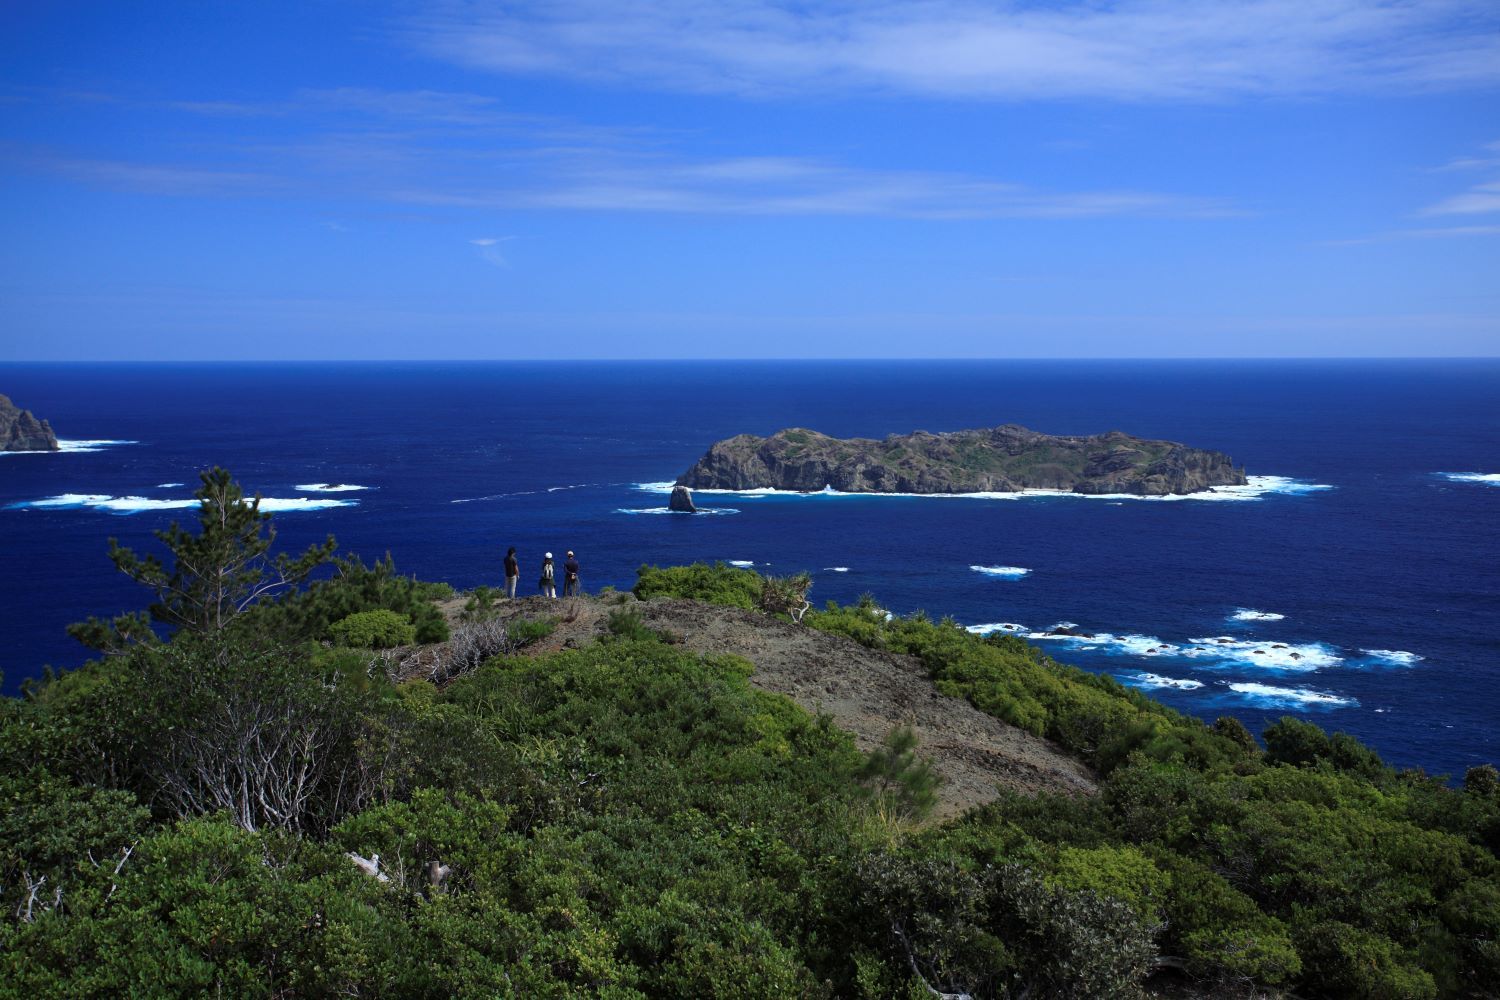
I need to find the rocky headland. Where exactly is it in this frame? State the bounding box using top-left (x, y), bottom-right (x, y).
top-left (0, 393), bottom-right (59, 451)
top-left (677, 423), bottom-right (1246, 496)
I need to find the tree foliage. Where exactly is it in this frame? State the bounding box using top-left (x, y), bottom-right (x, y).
top-left (68, 467), bottom-right (335, 651)
top-left (5, 549), bottom-right (1498, 997)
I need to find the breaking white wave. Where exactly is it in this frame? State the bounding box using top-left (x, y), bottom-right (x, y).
top-left (547, 483), bottom-right (593, 492)
top-left (452, 490), bottom-right (541, 504)
top-left (824, 566), bottom-right (850, 572)
top-left (1231, 609), bottom-right (1285, 622)
top-left (59, 439), bottom-right (136, 453)
top-left (965, 622), bottom-right (1031, 635)
top-left (614, 506), bottom-right (739, 516)
top-left (296, 483), bottom-right (369, 493)
top-left (1226, 682), bottom-right (1355, 708)
top-left (1359, 649), bottom-right (1424, 667)
top-left (970, 565), bottom-right (1031, 578)
top-left (1023, 627), bottom-right (1340, 671)
top-left (1126, 673), bottom-right (1204, 691)
top-left (156, 482), bottom-right (184, 488)
top-left (727, 560), bottom-right (756, 568)
top-left (2, 439), bottom-right (137, 456)
top-left (635, 475), bottom-right (1330, 503)
top-left (1437, 472), bottom-right (1500, 486)
top-left (16, 493), bottom-right (355, 514)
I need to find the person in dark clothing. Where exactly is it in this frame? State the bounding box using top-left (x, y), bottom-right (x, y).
top-left (563, 550), bottom-right (581, 596)
top-left (503, 546), bottom-right (519, 599)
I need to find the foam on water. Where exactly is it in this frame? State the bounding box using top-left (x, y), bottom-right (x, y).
top-left (156, 482), bottom-right (184, 488)
top-left (1226, 682), bottom-right (1356, 708)
top-left (614, 506), bottom-right (739, 516)
top-left (636, 475), bottom-right (1331, 503)
top-left (296, 483), bottom-right (369, 493)
top-left (1025, 627), bottom-right (1341, 671)
top-left (824, 566), bottom-right (850, 572)
top-left (15, 493), bottom-right (354, 514)
top-left (1437, 472), bottom-right (1500, 486)
top-left (970, 565), bottom-right (1031, 578)
top-left (1126, 673), bottom-right (1205, 691)
top-left (965, 622), bottom-right (1030, 635)
top-left (1359, 648), bottom-right (1424, 667)
top-left (452, 490), bottom-right (541, 504)
top-left (727, 560), bottom-right (756, 568)
top-left (1, 439), bottom-right (138, 456)
top-left (1232, 608), bottom-right (1285, 622)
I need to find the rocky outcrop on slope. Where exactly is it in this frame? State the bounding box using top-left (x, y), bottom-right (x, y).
top-left (677, 424), bottom-right (1246, 496)
top-left (0, 394), bottom-right (59, 451)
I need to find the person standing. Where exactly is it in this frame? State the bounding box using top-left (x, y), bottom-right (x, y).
top-left (503, 546), bottom-right (519, 599)
top-left (538, 552), bottom-right (556, 599)
top-left (563, 550), bottom-right (581, 597)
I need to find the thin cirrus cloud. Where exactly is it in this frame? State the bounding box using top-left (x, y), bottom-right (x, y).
top-left (1422, 140), bottom-right (1500, 216)
top-left (404, 0), bottom-right (1500, 101)
top-left (389, 155), bottom-right (1237, 219)
top-left (9, 89), bottom-right (1235, 221)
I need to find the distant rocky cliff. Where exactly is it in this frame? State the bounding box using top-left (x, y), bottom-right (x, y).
top-left (0, 394), bottom-right (59, 451)
top-left (677, 424), bottom-right (1246, 496)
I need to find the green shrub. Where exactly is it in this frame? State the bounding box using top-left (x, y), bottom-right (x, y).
top-left (634, 561), bottom-right (763, 608)
top-left (329, 609), bottom-right (416, 649)
top-left (265, 553), bottom-right (451, 643)
top-left (507, 616), bottom-right (556, 647)
top-left (606, 608), bottom-right (660, 642)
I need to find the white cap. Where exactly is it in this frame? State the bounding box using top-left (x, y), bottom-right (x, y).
top-left (545, 551), bottom-right (552, 559)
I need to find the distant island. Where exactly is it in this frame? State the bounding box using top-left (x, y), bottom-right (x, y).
top-left (677, 423), bottom-right (1246, 496)
top-left (0, 393), bottom-right (59, 451)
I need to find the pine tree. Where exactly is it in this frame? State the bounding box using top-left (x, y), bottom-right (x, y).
top-left (69, 468), bottom-right (335, 650)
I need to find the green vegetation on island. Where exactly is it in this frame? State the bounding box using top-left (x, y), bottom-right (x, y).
top-left (2, 472), bottom-right (1496, 998)
top-left (676, 424), bottom-right (1248, 496)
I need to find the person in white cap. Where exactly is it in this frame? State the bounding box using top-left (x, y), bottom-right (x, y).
top-left (538, 552), bottom-right (556, 598)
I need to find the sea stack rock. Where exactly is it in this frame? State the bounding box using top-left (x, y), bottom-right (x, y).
top-left (669, 484), bottom-right (698, 513)
top-left (677, 424), bottom-right (1246, 497)
top-left (0, 394), bottom-right (60, 452)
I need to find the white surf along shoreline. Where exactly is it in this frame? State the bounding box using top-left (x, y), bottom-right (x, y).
top-left (637, 474), bottom-right (1332, 503)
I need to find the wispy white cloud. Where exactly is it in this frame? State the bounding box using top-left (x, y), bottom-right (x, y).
top-left (1421, 139), bottom-right (1500, 216)
top-left (1326, 224), bottom-right (1500, 245)
top-left (405, 0), bottom-right (1500, 101)
top-left (469, 236), bottom-right (514, 268)
top-left (4, 89), bottom-right (1235, 220)
top-left (391, 154), bottom-right (1236, 219)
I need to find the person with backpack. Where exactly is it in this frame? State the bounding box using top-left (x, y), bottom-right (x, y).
top-left (539, 552), bottom-right (556, 599)
top-left (563, 550), bottom-right (581, 596)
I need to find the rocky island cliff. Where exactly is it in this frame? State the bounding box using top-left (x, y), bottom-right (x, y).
top-left (677, 424), bottom-right (1246, 496)
top-left (0, 393), bottom-right (59, 451)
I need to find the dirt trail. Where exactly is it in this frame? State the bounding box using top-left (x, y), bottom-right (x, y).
top-left (437, 593), bottom-right (1096, 820)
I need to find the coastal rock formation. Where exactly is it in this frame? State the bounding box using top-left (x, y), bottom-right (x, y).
top-left (668, 485), bottom-right (698, 513)
top-left (678, 424), bottom-right (1246, 497)
top-left (0, 394), bottom-right (59, 451)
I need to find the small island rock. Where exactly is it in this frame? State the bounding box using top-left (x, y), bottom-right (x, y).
top-left (669, 485), bottom-right (698, 513)
top-left (677, 424), bottom-right (1246, 497)
top-left (0, 394), bottom-right (59, 452)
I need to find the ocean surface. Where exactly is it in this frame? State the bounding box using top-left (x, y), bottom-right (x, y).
top-left (2, 360), bottom-right (1497, 778)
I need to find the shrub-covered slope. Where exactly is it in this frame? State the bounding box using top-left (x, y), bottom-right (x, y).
top-left (2, 481), bottom-right (1495, 998)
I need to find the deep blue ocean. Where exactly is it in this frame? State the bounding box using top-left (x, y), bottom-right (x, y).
top-left (2, 360), bottom-right (1497, 778)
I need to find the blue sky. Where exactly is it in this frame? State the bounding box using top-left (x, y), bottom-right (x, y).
top-left (2, 1), bottom-right (1497, 359)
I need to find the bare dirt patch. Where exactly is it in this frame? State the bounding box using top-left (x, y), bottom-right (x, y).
top-left (426, 593), bottom-right (1096, 819)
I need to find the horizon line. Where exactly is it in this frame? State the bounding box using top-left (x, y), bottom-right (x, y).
top-left (4, 355), bottom-right (1500, 365)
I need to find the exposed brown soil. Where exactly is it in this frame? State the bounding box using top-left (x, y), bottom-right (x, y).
top-left (428, 593), bottom-right (1097, 820)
